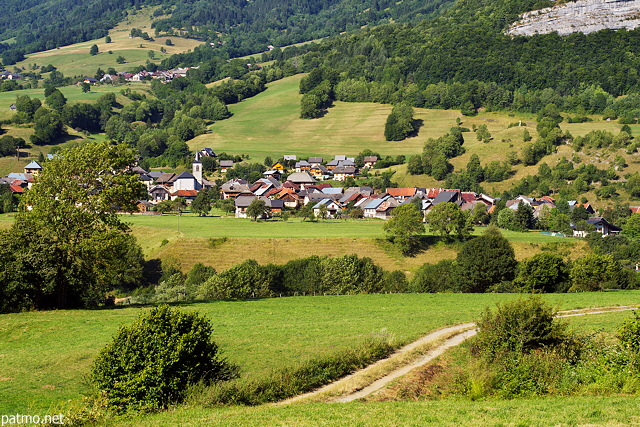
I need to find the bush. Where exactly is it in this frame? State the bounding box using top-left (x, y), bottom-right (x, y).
top-left (91, 305), bottom-right (238, 410)
top-left (471, 296), bottom-right (569, 362)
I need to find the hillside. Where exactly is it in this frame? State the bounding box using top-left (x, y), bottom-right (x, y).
top-left (508, 0), bottom-right (640, 36)
top-left (0, 0), bottom-right (455, 64)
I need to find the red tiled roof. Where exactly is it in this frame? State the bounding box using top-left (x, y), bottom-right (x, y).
top-left (631, 206), bottom-right (640, 214)
top-left (171, 190), bottom-right (198, 197)
top-left (461, 192), bottom-right (477, 202)
top-left (386, 187), bottom-right (417, 197)
top-left (10, 184), bottom-right (24, 193)
top-left (427, 188), bottom-right (444, 198)
top-left (540, 196), bottom-right (556, 203)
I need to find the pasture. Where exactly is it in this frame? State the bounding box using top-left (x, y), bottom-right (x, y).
top-left (1, 292), bottom-right (638, 416)
top-left (124, 215), bottom-right (585, 272)
top-left (12, 7), bottom-right (201, 78)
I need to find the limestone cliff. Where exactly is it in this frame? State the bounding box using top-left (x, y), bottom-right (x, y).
top-left (507, 0), bottom-right (640, 36)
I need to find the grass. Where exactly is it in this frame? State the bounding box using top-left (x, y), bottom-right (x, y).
top-left (190, 74), bottom-right (462, 161)
top-left (1, 292), bottom-right (638, 415)
top-left (107, 395), bottom-right (640, 426)
top-left (123, 215), bottom-right (585, 272)
top-left (12, 7), bottom-right (201, 78)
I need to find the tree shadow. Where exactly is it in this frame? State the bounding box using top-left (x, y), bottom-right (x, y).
top-left (407, 118), bottom-right (424, 138)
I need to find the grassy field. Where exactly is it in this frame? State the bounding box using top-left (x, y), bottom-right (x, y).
top-left (1, 292), bottom-right (638, 416)
top-left (108, 395), bottom-right (640, 426)
top-left (123, 215), bottom-right (586, 272)
top-left (12, 7), bottom-right (201, 78)
top-left (190, 74), bottom-right (462, 161)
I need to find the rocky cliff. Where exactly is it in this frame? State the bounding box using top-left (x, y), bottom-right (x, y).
top-left (507, 0), bottom-right (640, 36)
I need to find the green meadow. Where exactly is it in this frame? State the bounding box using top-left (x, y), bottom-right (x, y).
top-left (1, 292), bottom-right (638, 416)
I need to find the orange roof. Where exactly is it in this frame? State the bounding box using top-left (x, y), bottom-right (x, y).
top-left (631, 206), bottom-right (640, 214)
top-left (171, 190), bottom-right (198, 197)
top-left (10, 184), bottom-right (24, 193)
top-left (386, 187), bottom-right (417, 197)
top-left (540, 196), bottom-right (556, 203)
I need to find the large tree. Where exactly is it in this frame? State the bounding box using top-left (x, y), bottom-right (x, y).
top-left (456, 227), bottom-right (518, 292)
top-left (0, 142), bottom-right (146, 312)
top-left (383, 203), bottom-right (425, 254)
top-left (425, 202), bottom-right (471, 240)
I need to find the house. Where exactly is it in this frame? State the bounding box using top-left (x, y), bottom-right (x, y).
top-left (24, 161), bottom-right (42, 176)
top-left (287, 171), bottom-right (316, 189)
top-left (148, 185), bottom-right (171, 202)
top-left (308, 157), bottom-right (323, 166)
top-left (313, 199), bottom-right (341, 218)
top-left (332, 166), bottom-right (356, 181)
top-left (363, 156), bottom-right (378, 168)
top-left (234, 195), bottom-right (280, 219)
top-left (200, 148), bottom-right (216, 157)
top-left (309, 164), bottom-right (330, 180)
top-left (221, 178), bottom-right (250, 199)
top-left (283, 155), bottom-right (297, 162)
top-left (278, 191), bottom-right (302, 209)
top-left (170, 189), bottom-right (199, 203)
top-left (294, 160), bottom-right (311, 172)
top-left (573, 217), bottom-right (622, 237)
top-left (431, 190), bottom-right (463, 206)
top-left (9, 104), bottom-right (16, 111)
top-left (362, 196), bottom-right (399, 219)
top-left (219, 160), bottom-right (234, 172)
top-left (271, 162), bottom-right (285, 172)
top-left (263, 170), bottom-right (282, 180)
top-left (137, 200), bottom-right (154, 213)
top-left (386, 187), bottom-right (418, 201)
top-left (155, 172), bottom-right (176, 187)
top-left (82, 77), bottom-right (98, 84)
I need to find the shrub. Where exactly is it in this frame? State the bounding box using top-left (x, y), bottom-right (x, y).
top-left (91, 305), bottom-right (238, 410)
top-left (471, 296), bottom-right (569, 361)
top-left (618, 310), bottom-right (640, 354)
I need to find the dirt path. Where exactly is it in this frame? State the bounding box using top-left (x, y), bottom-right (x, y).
top-left (281, 305), bottom-right (638, 405)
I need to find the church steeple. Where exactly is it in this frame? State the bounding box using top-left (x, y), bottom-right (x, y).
top-left (193, 150), bottom-right (203, 187)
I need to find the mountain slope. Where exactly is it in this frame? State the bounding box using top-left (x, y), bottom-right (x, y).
top-left (0, 0), bottom-right (455, 64)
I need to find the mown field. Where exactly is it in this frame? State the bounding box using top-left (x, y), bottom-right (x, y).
top-left (0, 213), bottom-right (587, 272)
top-left (125, 215), bottom-right (585, 273)
top-left (12, 7), bottom-right (201, 78)
top-left (1, 292), bottom-right (638, 417)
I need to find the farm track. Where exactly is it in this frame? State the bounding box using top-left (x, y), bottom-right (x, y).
top-left (281, 305), bottom-right (638, 405)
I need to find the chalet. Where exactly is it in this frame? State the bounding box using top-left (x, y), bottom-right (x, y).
top-left (156, 172), bottom-right (176, 187)
top-left (100, 74), bottom-right (117, 83)
top-left (199, 148), bottom-right (216, 157)
top-left (263, 170), bottom-right (282, 180)
top-left (326, 159), bottom-right (340, 170)
top-left (363, 156), bottom-right (378, 168)
top-left (271, 162), bottom-right (285, 172)
top-left (386, 187), bottom-right (418, 201)
top-left (283, 155), bottom-right (297, 162)
top-left (234, 195), bottom-right (281, 219)
top-left (332, 166), bottom-right (356, 181)
top-left (577, 217), bottom-right (622, 237)
top-left (362, 196), bottom-right (399, 219)
top-left (24, 161), bottom-right (42, 176)
top-left (294, 160), bottom-right (311, 172)
top-left (137, 200), bottom-right (154, 213)
top-left (309, 164), bottom-right (330, 180)
top-left (221, 178), bottom-right (250, 199)
top-left (308, 157), bottom-right (323, 166)
top-left (431, 190), bottom-right (463, 206)
top-left (219, 160), bottom-right (234, 172)
top-left (287, 171), bottom-right (316, 189)
top-left (312, 199), bottom-right (341, 218)
top-left (138, 174), bottom-right (153, 188)
top-left (278, 191), bottom-right (302, 209)
top-left (148, 185), bottom-right (171, 202)
top-left (82, 77), bottom-right (98, 84)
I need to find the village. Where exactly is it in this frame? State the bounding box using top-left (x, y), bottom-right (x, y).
top-left (0, 148), bottom-right (624, 238)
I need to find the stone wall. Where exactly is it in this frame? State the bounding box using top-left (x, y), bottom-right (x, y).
top-left (507, 0), bottom-right (640, 36)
